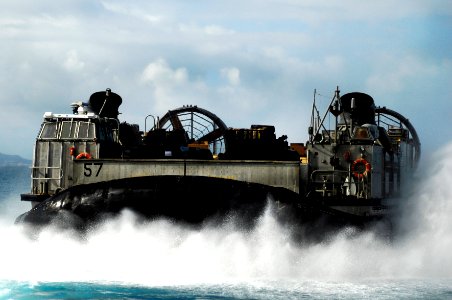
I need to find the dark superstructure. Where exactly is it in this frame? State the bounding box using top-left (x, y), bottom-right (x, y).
top-left (17, 87), bottom-right (420, 228)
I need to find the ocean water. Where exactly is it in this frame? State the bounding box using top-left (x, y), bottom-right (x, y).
top-left (0, 144), bottom-right (452, 299)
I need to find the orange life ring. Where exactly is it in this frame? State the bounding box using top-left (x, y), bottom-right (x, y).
top-left (351, 158), bottom-right (371, 179)
top-left (76, 152), bottom-right (92, 160)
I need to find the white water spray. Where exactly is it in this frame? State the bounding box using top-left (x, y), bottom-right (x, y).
top-left (0, 143), bottom-right (451, 286)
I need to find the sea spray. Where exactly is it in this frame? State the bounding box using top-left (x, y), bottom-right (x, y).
top-left (0, 143), bottom-right (451, 287)
top-left (392, 141), bottom-right (452, 278)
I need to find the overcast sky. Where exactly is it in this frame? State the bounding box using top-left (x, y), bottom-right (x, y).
top-left (0, 0), bottom-right (450, 159)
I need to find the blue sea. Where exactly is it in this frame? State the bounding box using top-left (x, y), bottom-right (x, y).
top-left (1, 143), bottom-right (452, 299)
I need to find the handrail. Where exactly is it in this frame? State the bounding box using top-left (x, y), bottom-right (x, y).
top-left (310, 169), bottom-right (349, 181)
top-left (31, 166), bottom-right (63, 181)
top-left (145, 114), bottom-right (156, 132)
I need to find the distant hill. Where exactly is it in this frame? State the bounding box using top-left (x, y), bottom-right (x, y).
top-left (0, 152), bottom-right (32, 167)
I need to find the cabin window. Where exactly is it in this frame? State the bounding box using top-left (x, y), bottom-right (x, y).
top-left (60, 121), bottom-right (77, 139)
top-left (353, 127), bottom-right (370, 140)
top-left (98, 125), bottom-right (114, 142)
top-left (78, 122), bottom-right (95, 139)
top-left (39, 120), bottom-right (96, 140)
top-left (40, 123), bottom-right (57, 139)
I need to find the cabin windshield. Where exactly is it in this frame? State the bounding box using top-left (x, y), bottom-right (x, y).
top-left (38, 119), bottom-right (96, 140)
top-left (60, 121), bottom-right (77, 138)
top-left (39, 122), bottom-right (58, 139)
top-left (352, 125), bottom-right (379, 141)
top-left (97, 121), bottom-right (118, 143)
top-left (353, 127), bottom-right (371, 140)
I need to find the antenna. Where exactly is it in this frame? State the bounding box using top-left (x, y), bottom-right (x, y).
top-left (98, 88), bottom-right (111, 117)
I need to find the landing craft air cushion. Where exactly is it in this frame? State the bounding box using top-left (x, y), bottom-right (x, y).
top-left (16, 87), bottom-right (420, 228)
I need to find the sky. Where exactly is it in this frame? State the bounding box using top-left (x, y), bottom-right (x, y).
top-left (0, 0), bottom-right (450, 159)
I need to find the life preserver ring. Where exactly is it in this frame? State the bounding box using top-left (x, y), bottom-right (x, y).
top-left (351, 158), bottom-right (371, 179)
top-left (76, 152), bottom-right (92, 160)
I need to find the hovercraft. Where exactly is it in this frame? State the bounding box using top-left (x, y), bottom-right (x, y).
top-left (17, 87), bottom-right (420, 229)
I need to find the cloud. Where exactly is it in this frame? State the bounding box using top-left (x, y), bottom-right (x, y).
top-left (139, 59), bottom-right (209, 113)
top-left (220, 67), bottom-right (240, 86)
top-left (141, 58), bottom-right (188, 85)
top-left (366, 55), bottom-right (439, 93)
top-left (203, 25), bottom-right (235, 36)
top-left (63, 50), bottom-right (85, 71)
top-left (0, 0), bottom-right (450, 158)
top-left (101, 1), bottom-right (164, 24)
